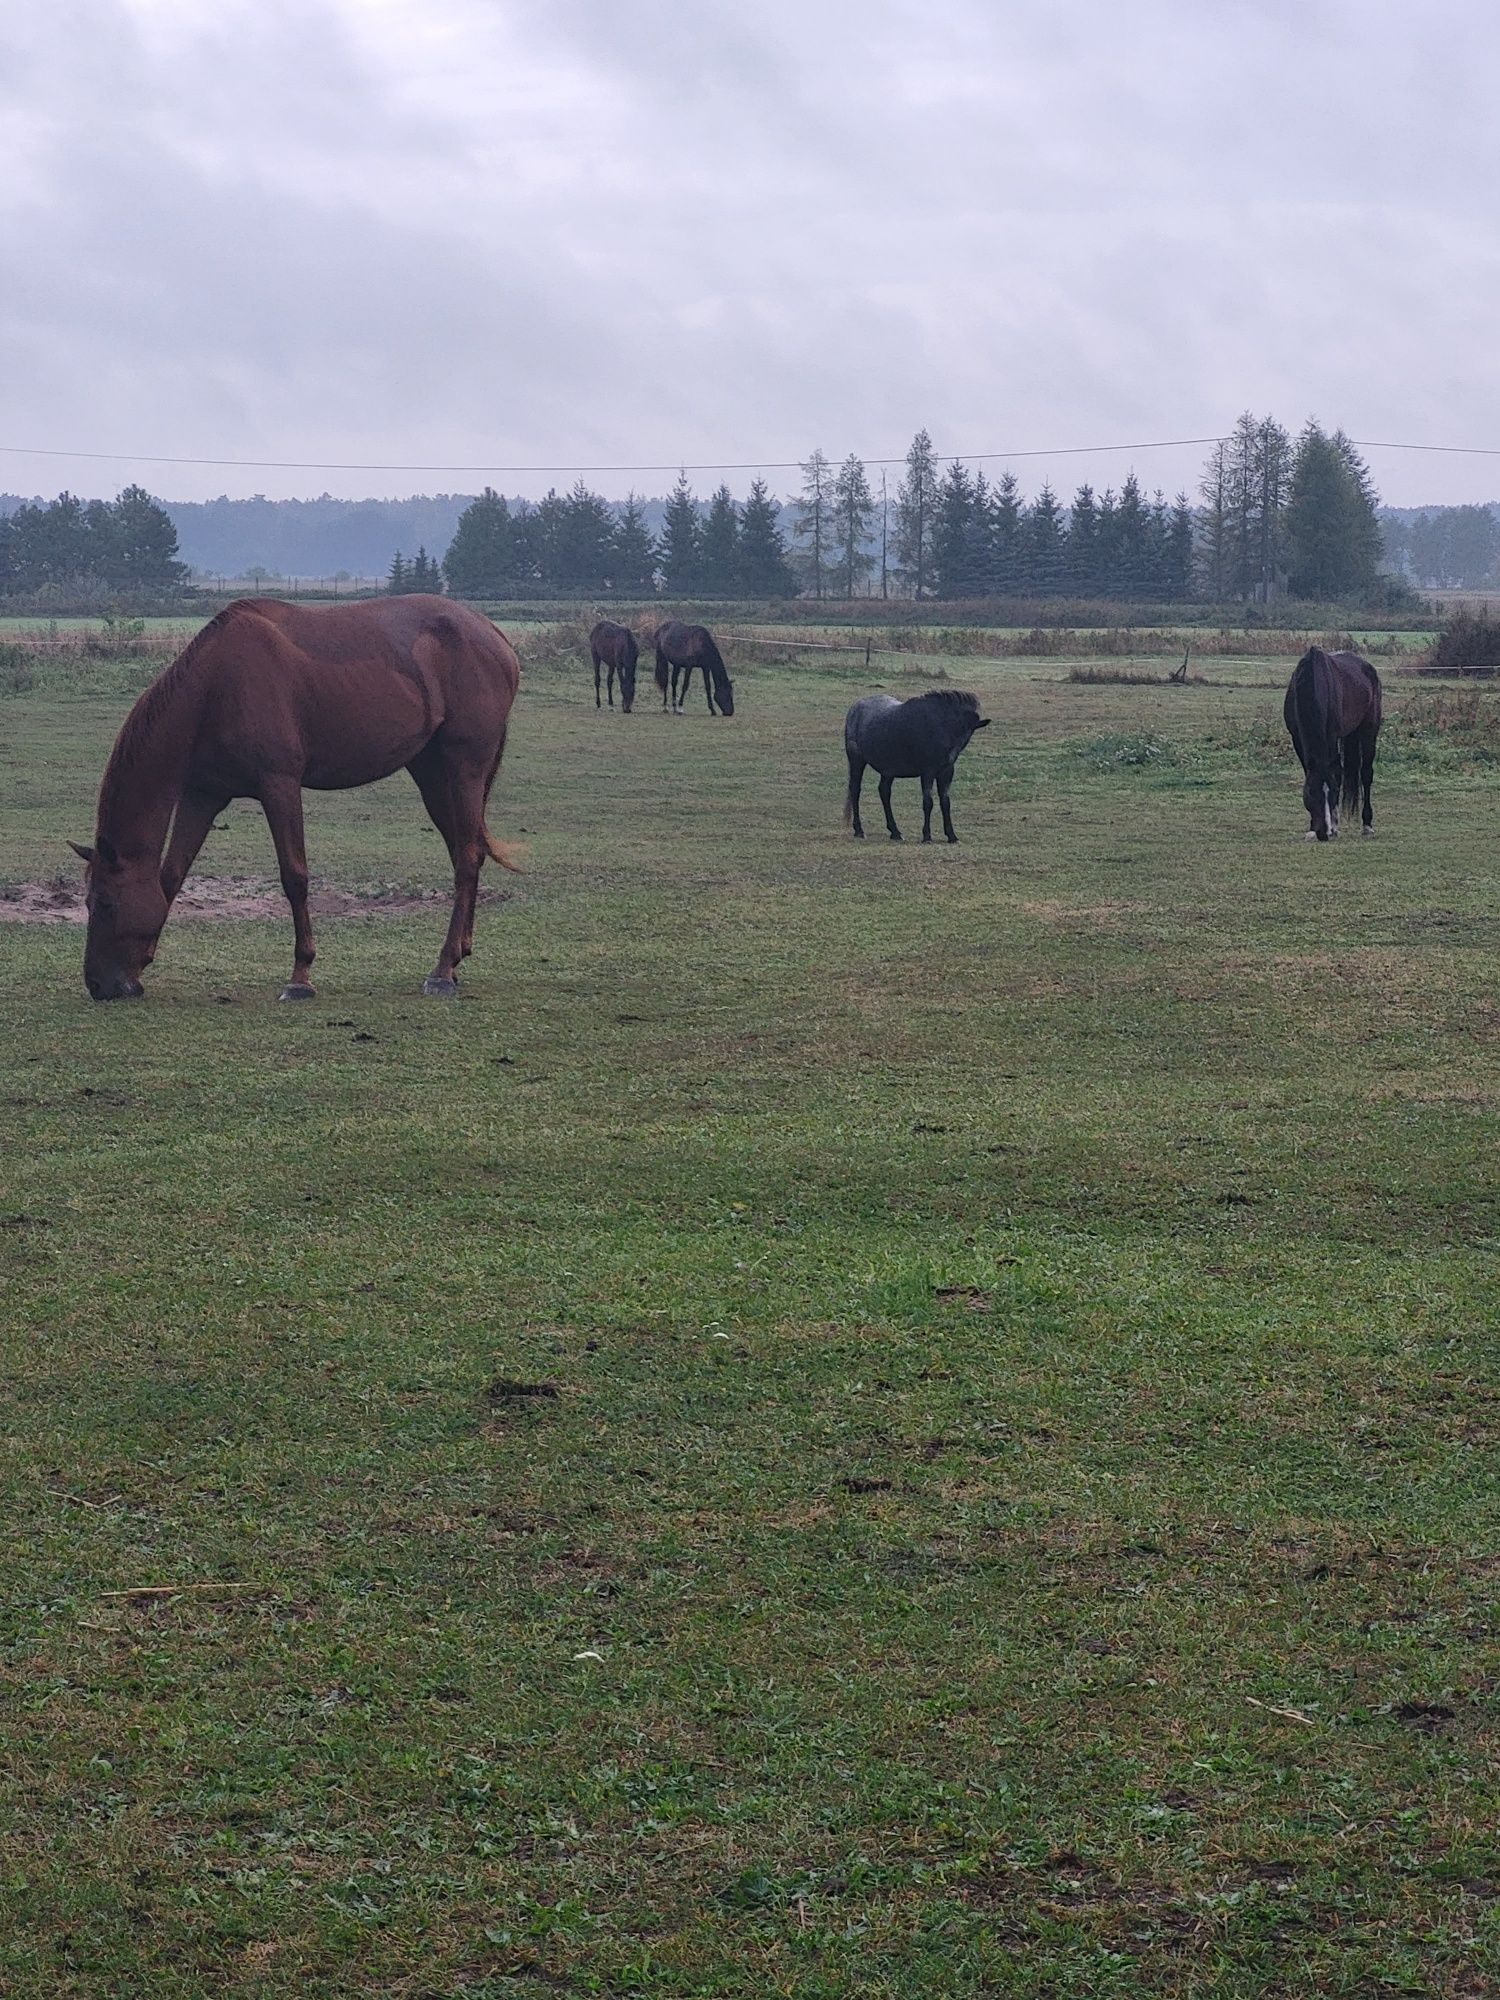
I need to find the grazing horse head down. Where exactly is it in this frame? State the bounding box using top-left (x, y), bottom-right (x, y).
top-left (654, 621), bottom-right (735, 716)
top-left (70, 833), bottom-right (167, 1000)
top-left (843, 688), bottom-right (990, 844)
top-left (74, 595), bottom-right (521, 1002)
top-left (1283, 646), bottom-right (1382, 841)
top-left (589, 619), bottom-right (639, 713)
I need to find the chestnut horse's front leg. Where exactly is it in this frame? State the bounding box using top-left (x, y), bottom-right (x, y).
top-left (259, 778), bottom-right (318, 999)
top-left (160, 786), bottom-right (230, 903)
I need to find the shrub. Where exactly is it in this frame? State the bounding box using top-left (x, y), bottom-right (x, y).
top-left (1424, 608), bottom-right (1500, 674)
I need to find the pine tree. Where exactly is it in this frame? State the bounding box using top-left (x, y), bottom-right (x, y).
top-left (657, 472), bottom-right (702, 595)
top-left (611, 493), bottom-right (658, 595)
top-left (830, 455), bottom-right (875, 598)
top-left (737, 479), bottom-right (795, 597)
top-left (107, 485), bottom-right (187, 589)
top-left (894, 430), bottom-right (940, 597)
top-left (699, 484), bottom-right (740, 595)
top-left (387, 551), bottom-right (409, 594)
top-left (794, 449), bottom-right (834, 599)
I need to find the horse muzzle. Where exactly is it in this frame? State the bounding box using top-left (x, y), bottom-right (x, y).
top-left (87, 972), bottom-right (145, 1001)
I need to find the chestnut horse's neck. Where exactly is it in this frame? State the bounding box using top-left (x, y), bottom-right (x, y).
top-left (95, 618), bottom-right (223, 863)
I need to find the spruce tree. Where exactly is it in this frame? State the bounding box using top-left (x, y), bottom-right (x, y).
top-left (658, 472), bottom-right (702, 595)
top-left (699, 484), bottom-right (740, 595)
top-left (963, 472), bottom-right (996, 596)
top-left (894, 430), bottom-right (940, 597)
top-left (1026, 484), bottom-right (1067, 595)
top-left (831, 455), bottom-right (875, 598)
top-left (443, 487), bottom-right (514, 597)
top-left (737, 479), bottom-right (795, 597)
top-left (1166, 494), bottom-right (1196, 602)
top-left (611, 493), bottom-right (658, 595)
top-left (1283, 423), bottom-right (1383, 599)
top-left (1068, 484), bottom-right (1100, 596)
top-left (1114, 474), bottom-right (1149, 598)
top-left (387, 551), bottom-right (409, 594)
top-left (554, 481), bottom-right (615, 593)
top-left (991, 471), bottom-right (1024, 594)
top-left (932, 461), bottom-right (976, 599)
top-left (794, 449), bottom-right (834, 599)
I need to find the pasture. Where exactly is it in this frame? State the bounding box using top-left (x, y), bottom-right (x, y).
top-left (1, 623), bottom-right (1498, 1997)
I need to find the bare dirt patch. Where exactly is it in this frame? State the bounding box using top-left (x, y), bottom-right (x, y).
top-left (0, 876), bottom-right (516, 926)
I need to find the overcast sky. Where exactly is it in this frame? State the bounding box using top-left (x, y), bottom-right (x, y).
top-left (3, 0), bottom-right (1496, 509)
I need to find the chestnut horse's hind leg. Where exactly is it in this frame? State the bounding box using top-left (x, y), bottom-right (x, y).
top-left (259, 779), bottom-right (318, 1000)
top-left (409, 745), bottom-right (495, 997)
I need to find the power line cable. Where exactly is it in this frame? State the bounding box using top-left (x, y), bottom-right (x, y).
top-left (0, 434), bottom-right (1493, 479)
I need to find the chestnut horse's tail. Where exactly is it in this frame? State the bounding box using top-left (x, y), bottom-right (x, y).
top-left (654, 647), bottom-right (669, 693)
top-left (483, 825), bottom-right (525, 872)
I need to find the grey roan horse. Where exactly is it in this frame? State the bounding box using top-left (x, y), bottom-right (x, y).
top-left (1282, 646), bottom-right (1382, 840)
top-left (843, 689), bottom-right (990, 843)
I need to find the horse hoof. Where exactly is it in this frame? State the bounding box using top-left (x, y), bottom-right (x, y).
top-left (423, 975), bottom-right (459, 997)
top-left (279, 983), bottom-right (316, 1002)
top-left (946, 835), bottom-right (960, 845)
top-left (888, 832), bottom-right (903, 842)
top-left (1362, 825), bottom-right (1374, 838)
top-left (921, 833), bottom-right (933, 844)
top-left (1304, 831), bottom-right (1318, 842)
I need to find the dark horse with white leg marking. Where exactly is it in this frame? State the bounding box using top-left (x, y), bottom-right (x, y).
top-left (653, 621), bottom-right (735, 715)
top-left (843, 689), bottom-right (990, 843)
top-left (589, 619), bottom-right (638, 713)
top-left (72, 595), bottom-right (521, 1001)
top-left (1283, 645), bottom-right (1382, 841)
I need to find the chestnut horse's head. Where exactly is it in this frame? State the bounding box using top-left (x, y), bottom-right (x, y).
top-left (71, 836), bottom-right (168, 999)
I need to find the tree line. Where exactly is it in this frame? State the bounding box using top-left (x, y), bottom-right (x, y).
top-left (396, 417), bottom-right (1391, 604)
top-left (1382, 504), bottom-right (1500, 589)
top-left (0, 488), bottom-right (187, 596)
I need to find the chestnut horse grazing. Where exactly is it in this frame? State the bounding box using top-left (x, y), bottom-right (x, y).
top-left (1282, 645), bottom-right (1382, 841)
top-left (72, 595), bottom-right (521, 1001)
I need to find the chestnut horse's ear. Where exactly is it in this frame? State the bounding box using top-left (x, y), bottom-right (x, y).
top-left (69, 841), bottom-right (94, 864)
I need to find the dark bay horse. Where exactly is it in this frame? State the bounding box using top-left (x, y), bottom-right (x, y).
top-left (1282, 646), bottom-right (1382, 840)
top-left (843, 689), bottom-right (990, 843)
top-left (653, 621), bottom-right (735, 715)
top-left (72, 594), bottom-right (521, 1001)
top-left (589, 619), bottom-right (638, 712)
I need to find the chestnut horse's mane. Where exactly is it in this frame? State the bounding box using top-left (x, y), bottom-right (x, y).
top-left (97, 605), bottom-right (240, 823)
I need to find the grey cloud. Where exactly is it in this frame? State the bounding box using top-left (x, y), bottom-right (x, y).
top-left (2, 0), bottom-right (1497, 507)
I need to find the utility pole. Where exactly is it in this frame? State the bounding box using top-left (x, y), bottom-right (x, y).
top-left (880, 470), bottom-right (888, 600)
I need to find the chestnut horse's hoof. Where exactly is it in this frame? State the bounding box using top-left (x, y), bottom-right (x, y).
top-left (423, 974), bottom-right (459, 997)
top-left (279, 983), bottom-right (317, 1002)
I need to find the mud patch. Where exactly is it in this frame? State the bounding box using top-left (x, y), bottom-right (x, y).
top-left (0, 876), bottom-right (517, 925)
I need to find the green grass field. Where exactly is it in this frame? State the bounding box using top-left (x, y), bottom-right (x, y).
top-left (1, 627), bottom-right (1498, 1996)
